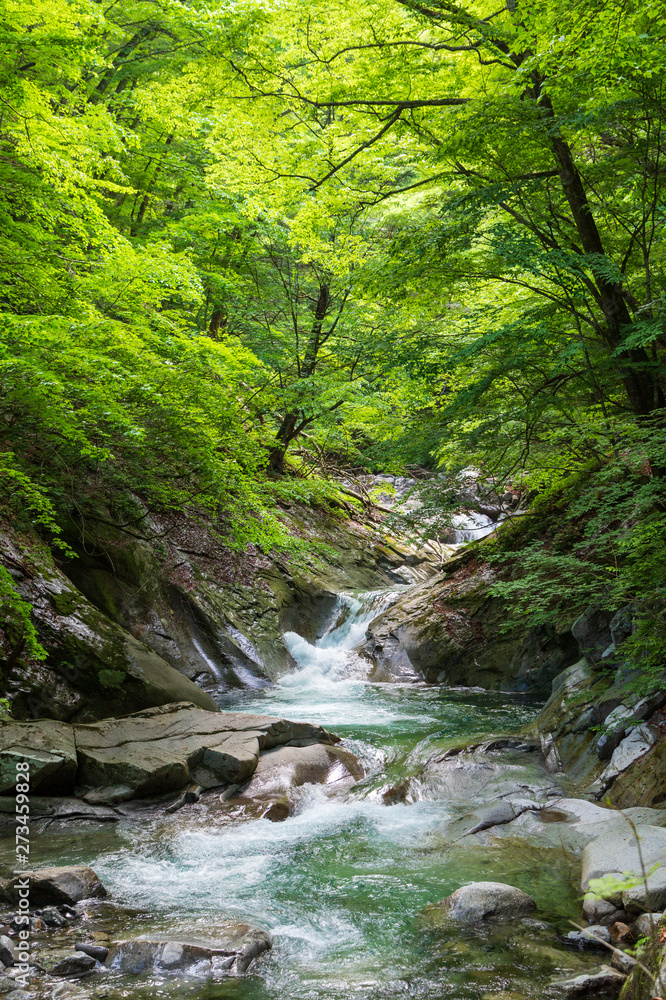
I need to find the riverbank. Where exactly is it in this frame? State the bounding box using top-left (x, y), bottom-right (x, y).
top-left (2, 583), bottom-right (665, 999)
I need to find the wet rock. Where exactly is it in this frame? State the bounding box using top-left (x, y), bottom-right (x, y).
top-left (261, 800), bottom-right (290, 822)
top-left (241, 743), bottom-right (363, 800)
top-left (562, 926), bottom-right (610, 950)
top-left (581, 827), bottom-right (666, 912)
top-left (360, 558), bottom-right (577, 694)
top-left (0, 867), bottom-right (107, 907)
top-left (81, 786), bottom-right (134, 806)
top-left (0, 720), bottom-right (77, 796)
top-left (73, 944), bottom-right (108, 963)
top-left (553, 964), bottom-right (625, 997)
top-left (74, 702), bottom-right (335, 798)
top-left (49, 985), bottom-right (89, 1000)
top-left (0, 978), bottom-right (17, 996)
top-left (48, 953), bottom-right (97, 978)
top-left (428, 881), bottom-right (537, 924)
top-left (415, 745), bottom-right (562, 805)
top-left (0, 939), bottom-right (14, 967)
top-left (40, 908), bottom-right (67, 928)
top-left (105, 927), bottom-right (271, 976)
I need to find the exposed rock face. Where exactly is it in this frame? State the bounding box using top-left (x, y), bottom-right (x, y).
top-left (1, 504), bottom-right (434, 721)
top-left (535, 650), bottom-right (666, 803)
top-left (0, 719), bottom-right (76, 795)
top-left (408, 743), bottom-right (562, 805)
top-left (427, 882), bottom-right (537, 924)
top-left (361, 553), bottom-right (577, 693)
top-left (74, 703), bottom-right (337, 798)
top-left (581, 827), bottom-right (666, 912)
top-left (0, 866), bottom-right (107, 906)
top-left (0, 702), bottom-right (340, 799)
top-left (571, 608), bottom-right (617, 665)
top-left (105, 926), bottom-right (271, 977)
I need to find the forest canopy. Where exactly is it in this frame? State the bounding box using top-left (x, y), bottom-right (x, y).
top-left (1, 0), bottom-right (665, 665)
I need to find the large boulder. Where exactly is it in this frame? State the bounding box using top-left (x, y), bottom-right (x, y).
top-left (74, 702), bottom-right (336, 798)
top-left (240, 743), bottom-right (364, 800)
top-left (0, 719), bottom-right (77, 795)
top-left (0, 865), bottom-right (107, 906)
top-left (426, 881), bottom-right (537, 925)
top-left (581, 827), bottom-right (666, 912)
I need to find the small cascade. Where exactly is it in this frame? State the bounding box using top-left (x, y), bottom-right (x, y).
top-left (451, 510), bottom-right (501, 543)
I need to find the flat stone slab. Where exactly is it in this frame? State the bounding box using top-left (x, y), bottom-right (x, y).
top-left (106, 926), bottom-right (271, 977)
top-left (74, 702), bottom-right (335, 797)
top-left (581, 826), bottom-right (666, 912)
top-left (0, 702), bottom-right (336, 800)
top-left (0, 719), bottom-right (77, 795)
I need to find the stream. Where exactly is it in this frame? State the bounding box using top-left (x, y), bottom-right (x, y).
top-left (24, 588), bottom-right (602, 999)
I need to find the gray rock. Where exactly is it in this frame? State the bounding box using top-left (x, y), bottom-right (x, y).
top-left (5, 992), bottom-right (34, 1000)
top-left (73, 944), bottom-right (108, 963)
top-left (609, 607), bottom-right (634, 649)
top-left (0, 978), bottom-right (17, 996)
top-left (431, 881), bottom-right (537, 924)
top-left (105, 926), bottom-right (271, 977)
top-left (610, 950), bottom-right (636, 974)
top-left (40, 907), bottom-right (67, 928)
top-left (598, 725), bottom-right (659, 787)
top-left (241, 743), bottom-right (363, 799)
top-left (633, 911), bottom-right (663, 938)
top-left (572, 607), bottom-right (616, 665)
top-left (562, 926), bottom-right (611, 950)
top-left (582, 897), bottom-right (628, 926)
top-left (74, 703), bottom-right (335, 798)
top-left (581, 826), bottom-right (666, 912)
top-left (81, 786), bottom-right (134, 806)
top-left (49, 953), bottom-right (97, 977)
top-left (596, 706), bottom-right (633, 761)
top-left (0, 941), bottom-right (13, 968)
top-left (553, 965), bottom-right (625, 997)
top-left (0, 720), bottom-right (77, 796)
top-left (414, 747), bottom-right (562, 805)
top-left (0, 866), bottom-right (107, 907)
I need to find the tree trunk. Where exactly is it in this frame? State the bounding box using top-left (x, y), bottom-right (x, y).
top-left (268, 412), bottom-right (300, 474)
top-left (539, 94), bottom-right (663, 415)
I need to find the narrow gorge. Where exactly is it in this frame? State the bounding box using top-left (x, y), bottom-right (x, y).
top-left (2, 491), bottom-right (665, 1000)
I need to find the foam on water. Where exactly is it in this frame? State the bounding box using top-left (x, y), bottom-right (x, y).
top-left (28, 586), bottom-right (589, 1000)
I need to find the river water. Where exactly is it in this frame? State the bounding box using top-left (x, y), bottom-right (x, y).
top-left (25, 589), bottom-right (601, 999)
